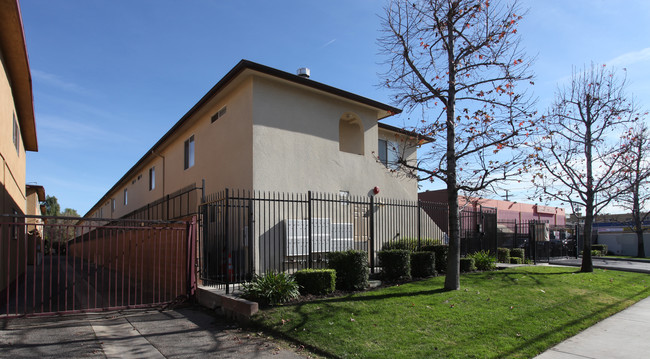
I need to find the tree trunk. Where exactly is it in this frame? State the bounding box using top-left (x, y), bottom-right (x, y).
top-left (581, 202), bottom-right (594, 272)
top-left (633, 187), bottom-right (646, 258)
top-left (443, 6), bottom-right (459, 291)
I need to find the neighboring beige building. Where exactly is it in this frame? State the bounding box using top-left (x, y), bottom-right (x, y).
top-left (1, 0), bottom-right (38, 291)
top-left (0, 0), bottom-right (38, 217)
top-left (84, 60), bottom-right (425, 221)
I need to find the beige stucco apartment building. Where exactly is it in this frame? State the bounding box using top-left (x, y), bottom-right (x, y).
top-left (0, 0), bottom-right (37, 217)
top-left (1, 0), bottom-right (39, 291)
top-left (85, 60), bottom-right (424, 221)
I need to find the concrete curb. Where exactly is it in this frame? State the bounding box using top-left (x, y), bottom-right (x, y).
top-left (195, 286), bottom-right (258, 322)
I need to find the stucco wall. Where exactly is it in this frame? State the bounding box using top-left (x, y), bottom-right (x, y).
top-left (88, 77), bottom-right (254, 220)
top-left (0, 47), bottom-right (27, 215)
top-left (598, 233), bottom-right (650, 257)
top-left (251, 75), bottom-right (417, 200)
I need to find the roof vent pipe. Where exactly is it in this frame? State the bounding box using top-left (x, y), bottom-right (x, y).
top-left (297, 67), bottom-right (310, 78)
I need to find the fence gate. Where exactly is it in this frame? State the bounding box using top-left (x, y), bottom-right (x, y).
top-left (0, 215), bottom-right (196, 318)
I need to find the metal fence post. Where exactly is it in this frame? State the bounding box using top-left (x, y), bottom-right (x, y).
top-left (187, 216), bottom-right (197, 297)
top-left (369, 195), bottom-right (375, 274)
top-left (417, 199), bottom-right (421, 250)
top-left (307, 191), bottom-right (313, 269)
top-left (224, 189), bottom-right (230, 294)
top-left (247, 195), bottom-right (254, 277)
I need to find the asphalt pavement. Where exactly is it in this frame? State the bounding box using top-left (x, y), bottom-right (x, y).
top-left (0, 305), bottom-right (308, 358)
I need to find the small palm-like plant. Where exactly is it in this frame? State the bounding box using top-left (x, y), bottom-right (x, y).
top-left (242, 271), bottom-right (299, 306)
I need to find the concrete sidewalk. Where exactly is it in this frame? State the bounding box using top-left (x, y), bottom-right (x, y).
top-left (0, 306), bottom-right (307, 358)
top-left (549, 257), bottom-right (650, 274)
top-left (534, 295), bottom-right (650, 359)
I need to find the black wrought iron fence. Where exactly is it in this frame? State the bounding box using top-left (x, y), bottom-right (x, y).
top-left (122, 184), bottom-right (200, 221)
top-left (497, 219), bottom-right (580, 262)
top-left (199, 189), bottom-right (497, 293)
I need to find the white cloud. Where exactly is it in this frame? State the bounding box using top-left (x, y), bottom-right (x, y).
top-left (31, 69), bottom-right (89, 95)
top-left (606, 47), bottom-right (650, 68)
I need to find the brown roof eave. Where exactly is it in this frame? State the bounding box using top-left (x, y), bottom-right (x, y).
top-left (82, 60), bottom-right (401, 218)
top-left (0, 0), bottom-right (37, 151)
top-left (378, 122), bottom-right (434, 143)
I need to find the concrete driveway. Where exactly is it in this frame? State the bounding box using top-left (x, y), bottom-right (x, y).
top-left (0, 305), bottom-right (309, 358)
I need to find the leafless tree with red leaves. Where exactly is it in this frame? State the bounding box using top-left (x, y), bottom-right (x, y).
top-left (532, 64), bottom-right (640, 271)
top-left (379, 0), bottom-right (536, 290)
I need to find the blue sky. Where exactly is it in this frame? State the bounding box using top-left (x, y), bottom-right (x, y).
top-left (19, 0), bottom-right (650, 215)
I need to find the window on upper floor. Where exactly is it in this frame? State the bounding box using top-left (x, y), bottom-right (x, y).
top-left (13, 113), bottom-right (20, 155)
top-left (339, 113), bottom-right (364, 155)
top-left (211, 106), bottom-right (227, 123)
top-left (149, 166), bottom-right (155, 191)
top-left (124, 188), bottom-right (128, 206)
top-left (184, 135), bottom-right (195, 170)
top-left (111, 198), bottom-right (116, 212)
top-left (378, 139), bottom-right (400, 170)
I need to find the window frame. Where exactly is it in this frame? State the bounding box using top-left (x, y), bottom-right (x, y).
top-left (184, 135), bottom-right (195, 170)
top-left (149, 166), bottom-right (155, 191)
top-left (12, 113), bottom-right (20, 155)
top-left (123, 188), bottom-right (128, 206)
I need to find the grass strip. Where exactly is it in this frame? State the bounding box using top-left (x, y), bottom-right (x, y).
top-left (251, 266), bottom-right (650, 358)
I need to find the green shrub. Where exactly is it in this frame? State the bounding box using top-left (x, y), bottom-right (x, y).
top-left (328, 250), bottom-right (369, 291)
top-left (511, 248), bottom-right (525, 259)
top-left (381, 237), bottom-right (443, 251)
top-left (497, 248), bottom-right (510, 263)
top-left (510, 257), bottom-right (523, 264)
top-left (467, 250), bottom-right (497, 271)
top-left (591, 249), bottom-right (602, 257)
top-left (432, 245), bottom-right (448, 274)
top-left (592, 244), bottom-right (608, 256)
top-left (411, 251), bottom-right (436, 278)
top-left (294, 269), bottom-right (336, 295)
top-left (241, 271), bottom-right (299, 306)
top-left (460, 257), bottom-right (476, 272)
top-left (378, 250), bottom-right (411, 281)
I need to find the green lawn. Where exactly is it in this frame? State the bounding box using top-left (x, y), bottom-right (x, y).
top-left (251, 267), bottom-right (650, 358)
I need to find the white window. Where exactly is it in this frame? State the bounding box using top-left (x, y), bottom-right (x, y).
top-left (378, 139), bottom-right (400, 170)
top-left (149, 167), bottom-right (155, 191)
top-left (184, 135), bottom-right (195, 170)
top-left (13, 113), bottom-right (19, 154)
top-left (123, 188), bottom-right (128, 206)
top-left (111, 199), bottom-right (116, 212)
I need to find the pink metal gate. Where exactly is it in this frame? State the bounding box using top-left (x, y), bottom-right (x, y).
top-left (0, 215), bottom-right (197, 317)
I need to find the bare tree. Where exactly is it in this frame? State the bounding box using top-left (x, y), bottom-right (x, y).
top-left (379, 0), bottom-right (535, 290)
top-left (533, 64), bottom-right (637, 272)
top-left (616, 123), bottom-right (650, 258)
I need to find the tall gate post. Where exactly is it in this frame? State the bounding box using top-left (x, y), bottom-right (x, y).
top-left (417, 200), bottom-right (421, 250)
top-left (224, 189), bottom-right (230, 294)
top-left (369, 195), bottom-right (375, 274)
top-left (187, 216), bottom-right (197, 297)
top-left (307, 191), bottom-right (313, 269)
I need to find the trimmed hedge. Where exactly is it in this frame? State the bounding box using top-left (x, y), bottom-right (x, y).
top-left (328, 250), bottom-right (369, 291)
top-left (378, 250), bottom-right (411, 281)
top-left (468, 250), bottom-right (497, 271)
top-left (511, 248), bottom-right (525, 259)
top-left (592, 244), bottom-right (608, 256)
top-left (381, 237), bottom-right (443, 251)
top-left (460, 257), bottom-right (476, 272)
top-left (497, 248), bottom-right (510, 263)
top-left (411, 251), bottom-right (436, 278)
top-left (431, 245), bottom-right (448, 274)
top-left (294, 269), bottom-right (336, 295)
top-left (510, 257), bottom-right (523, 264)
